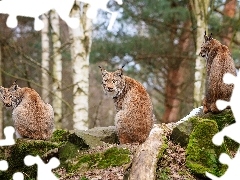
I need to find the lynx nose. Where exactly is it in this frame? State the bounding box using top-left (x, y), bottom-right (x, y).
top-left (107, 87), bottom-right (114, 91)
top-left (4, 103), bottom-right (11, 107)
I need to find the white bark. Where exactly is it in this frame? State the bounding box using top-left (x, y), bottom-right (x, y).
top-left (50, 10), bottom-right (62, 129)
top-left (192, 0), bottom-right (210, 107)
top-left (69, 3), bottom-right (92, 130)
top-left (41, 13), bottom-right (50, 103)
top-left (0, 44), bottom-right (2, 139)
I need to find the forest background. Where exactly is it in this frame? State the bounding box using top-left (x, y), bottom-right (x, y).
top-left (0, 0), bottom-right (239, 138)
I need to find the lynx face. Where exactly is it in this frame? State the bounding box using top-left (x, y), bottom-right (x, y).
top-left (99, 66), bottom-right (125, 98)
top-left (8, 82), bottom-right (21, 109)
top-left (199, 33), bottom-right (213, 59)
top-left (0, 86), bottom-right (12, 107)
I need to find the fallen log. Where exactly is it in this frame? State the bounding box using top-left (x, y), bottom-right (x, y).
top-left (129, 124), bottom-right (168, 180)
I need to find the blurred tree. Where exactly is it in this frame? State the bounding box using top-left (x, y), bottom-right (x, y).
top-left (222, 0), bottom-right (237, 47)
top-left (69, 2), bottom-right (92, 130)
top-left (41, 13), bottom-right (50, 103)
top-left (50, 10), bottom-right (63, 128)
top-left (190, 0), bottom-right (210, 107)
top-left (0, 43), bottom-right (2, 138)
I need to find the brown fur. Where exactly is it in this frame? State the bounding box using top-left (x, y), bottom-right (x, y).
top-left (0, 82), bottom-right (54, 140)
top-left (0, 86), bottom-right (12, 108)
top-left (199, 33), bottom-right (236, 113)
top-left (99, 66), bottom-right (154, 144)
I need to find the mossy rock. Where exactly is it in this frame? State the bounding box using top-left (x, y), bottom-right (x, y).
top-left (186, 119), bottom-right (227, 177)
top-left (62, 147), bottom-right (131, 173)
top-left (0, 127), bottom-right (119, 179)
top-left (171, 109), bottom-right (237, 148)
top-left (73, 126), bottom-right (118, 147)
top-left (170, 117), bottom-right (197, 147)
top-left (0, 139), bottom-right (60, 179)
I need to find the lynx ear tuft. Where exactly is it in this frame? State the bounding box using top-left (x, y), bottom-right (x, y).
top-left (0, 86), bottom-right (4, 93)
top-left (209, 33), bottom-right (213, 40)
top-left (204, 33), bottom-right (208, 42)
top-left (9, 80), bottom-right (19, 91)
top-left (99, 66), bottom-right (108, 76)
top-left (116, 68), bottom-right (123, 77)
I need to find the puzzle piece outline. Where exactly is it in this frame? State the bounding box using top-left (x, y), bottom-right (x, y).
top-left (0, 126), bottom-right (60, 179)
top-left (0, 0), bottom-right (123, 31)
top-left (24, 155), bottom-right (60, 180)
top-left (206, 71), bottom-right (240, 179)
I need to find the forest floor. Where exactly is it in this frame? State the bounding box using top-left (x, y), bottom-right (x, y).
top-left (54, 127), bottom-right (197, 180)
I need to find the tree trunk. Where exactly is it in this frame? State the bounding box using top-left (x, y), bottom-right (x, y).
top-left (69, 2), bottom-right (92, 130)
top-left (191, 0), bottom-right (210, 108)
top-left (162, 21), bottom-right (192, 123)
top-left (41, 13), bottom-right (50, 103)
top-left (50, 10), bottom-right (62, 129)
top-left (222, 0), bottom-right (237, 47)
top-left (0, 44), bottom-right (2, 139)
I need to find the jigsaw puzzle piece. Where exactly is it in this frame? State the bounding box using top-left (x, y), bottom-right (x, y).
top-left (207, 149), bottom-right (240, 179)
top-left (24, 155), bottom-right (60, 180)
top-left (12, 172), bottom-right (24, 180)
top-left (212, 123), bottom-right (240, 146)
top-left (0, 126), bottom-right (15, 146)
top-left (0, 160), bottom-right (8, 171)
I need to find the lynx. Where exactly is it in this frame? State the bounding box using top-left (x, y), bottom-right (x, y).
top-left (99, 66), bottom-right (154, 144)
top-left (0, 82), bottom-right (54, 140)
top-left (199, 32), bottom-right (236, 113)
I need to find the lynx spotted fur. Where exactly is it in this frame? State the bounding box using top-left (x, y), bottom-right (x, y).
top-left (0, 82), bottom-right (54, 140)
top-left (199, 33), bottom-right (236, 113)
top-left (99, 66), bottom-right (154, 144)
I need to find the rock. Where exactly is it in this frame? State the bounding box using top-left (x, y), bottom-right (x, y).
top-left (73, 126), bottom-right (118, 147)
top-left (0, 126), bottom-right (119, 179)
top-left (170, 108), bottom-right (236, 147)
top-left (186, 119), bottom-right (227, 178)
top-left (170, 108), bottom-right (239, 178)
top-left (0, 139), bottom-right (60, 179)
top-left (170, 117), bottom-right (197, 147)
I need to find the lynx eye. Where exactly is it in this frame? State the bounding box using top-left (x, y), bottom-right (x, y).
top-left (3, 96), bottom-right (5, 99)
top-left (112, 80), bottom-right (116, 83)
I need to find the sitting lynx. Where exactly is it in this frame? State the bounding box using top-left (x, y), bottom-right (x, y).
top-left (99, 66), bottom-right (154, 144)
top-left (0, 82), bottom-right (54, 140)
top-left (199, 32), bottom-right (236, 113)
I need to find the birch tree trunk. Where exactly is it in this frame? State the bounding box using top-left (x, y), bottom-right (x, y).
top-left (69, 2), bottom-right (92, 130)
top-left (50, 10), bottom-right (62, 129)
top-left (0, 44), bottom-right (2, 139)
top-left (41, 13), bottom-right (50, 103)
top-left (191, 0), bottom-right (210, 107)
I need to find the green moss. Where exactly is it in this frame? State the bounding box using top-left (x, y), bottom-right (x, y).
top-left (51, 129), bottom-right (69, 142)
top-left (98, 147), bottom-right (130, 168)
top-left (186, 119), bottom-right (227, 177)
top-left (201, 109), bottom-right (235, 130)
top-left (59, 142), bottom-right (80, 162)
top-left (65, 147), bottom-right (131, 173)
top-left (80, 177), bottom-right (89, 180)
top-left (156, 167), bottom-right (170, 180)
top-left (188, 110), bottom-right (239, 153)
top-left (157, 135), bottom-right (168, 159)
top-left (0, 139), bottom-right (60, 179)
